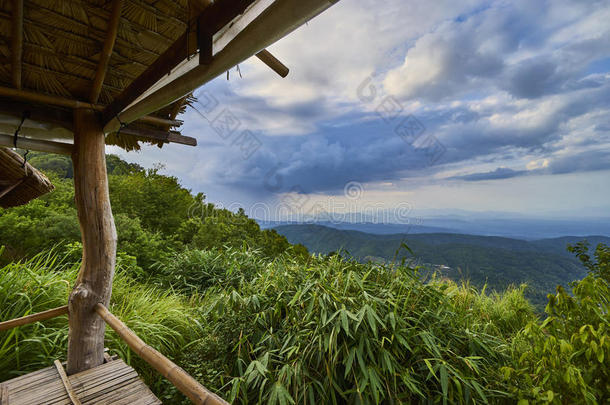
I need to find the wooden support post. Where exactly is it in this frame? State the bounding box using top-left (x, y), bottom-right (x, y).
top-left (67, 108), bottom-right (117, 375)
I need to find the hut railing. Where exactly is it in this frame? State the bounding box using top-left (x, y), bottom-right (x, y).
top-left (0, 305), bottom-right (229, 405)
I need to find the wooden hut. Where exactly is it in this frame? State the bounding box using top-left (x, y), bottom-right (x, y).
top-left (0, 147), bottom-right (54, 207)
top-left (0, 0), bottom-right (339, 403)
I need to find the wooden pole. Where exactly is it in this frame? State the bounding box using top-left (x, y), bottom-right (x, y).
top-left (90, 0), bottom-right (123, 103)
top-left (95, 304), bottom-right (229, 405)
top-left (255, 49), bottom-right (289, 78)
top-left (11, 0), bottom-right (23, 89)
top-left (67, 108), bottom-right (117, 375)
top-left (0, 306), bottom-right (68, 332)
top-left (0, 134), bottom-right (73, 155)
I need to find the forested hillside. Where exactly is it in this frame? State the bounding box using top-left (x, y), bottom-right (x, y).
top-left (274, 224), bottom-right (609, 307)
top-left (0, 151), bottom-right (307, 270)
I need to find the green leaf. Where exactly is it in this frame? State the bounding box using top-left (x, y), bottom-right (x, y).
top-left (440, 364), bottom-right (449, 403)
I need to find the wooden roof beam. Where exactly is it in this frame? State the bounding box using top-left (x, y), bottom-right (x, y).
top-left (11, 0), bottom-right (23, 89)
top-left (0, 86), bottom-right (182, 128)
top-left (90, 0), bottom-right (124, 103)
top-left (101, 0), bottom-right (257, 126)
top-left (103, 0), bottom-right (340, 134)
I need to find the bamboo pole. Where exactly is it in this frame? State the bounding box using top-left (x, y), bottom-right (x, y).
top-left (0, 306), bottom-right (68, 332)
top-left (103, 0), bottom-right (340, 134)
top-left (0, 134), bottom-right (73, 155)
top-left (95, 303), bottom-right (229, 405)
top-left (90, 0), bottom-right (124, 103)
top-left (255, 49), bottom-right (289, 78)
top-left (0, 86), bottom-right (181, 128)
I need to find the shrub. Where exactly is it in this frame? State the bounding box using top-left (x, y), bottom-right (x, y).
top-left (502, 243), bottom-right (610, 404)
top-left (190, 255), bottom-right (528, 404)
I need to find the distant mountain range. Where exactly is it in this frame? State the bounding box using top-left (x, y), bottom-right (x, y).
top-left (273, 224), bottom-right (610, 309)
top-left (259, 215), bottom-right (610, 239)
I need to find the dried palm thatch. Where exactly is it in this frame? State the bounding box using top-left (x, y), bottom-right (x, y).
top-left (0, 0), bottom-right (202, 150)
top-left (0, 147), bottom-right (54, 208)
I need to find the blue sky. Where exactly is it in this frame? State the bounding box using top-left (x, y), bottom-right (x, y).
top-left (113, 0), bottom-right (610, 221)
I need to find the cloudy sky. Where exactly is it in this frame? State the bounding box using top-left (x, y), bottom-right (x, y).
top-left (113, 0), bottom-right (610, 221)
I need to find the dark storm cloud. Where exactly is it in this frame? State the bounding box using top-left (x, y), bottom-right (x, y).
top-left (449, 167), bottom-right (528, 181)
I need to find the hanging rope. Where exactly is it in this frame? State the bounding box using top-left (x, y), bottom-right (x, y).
top-left (13, 110), bottom-right (30, 169)
top-left (115, 113), bottom-right (128, 136)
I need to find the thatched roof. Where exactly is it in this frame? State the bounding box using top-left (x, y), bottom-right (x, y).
top-left (0, 147), bottom-right (54, 208)
top-left (0, 0), bottom-right (205, 150)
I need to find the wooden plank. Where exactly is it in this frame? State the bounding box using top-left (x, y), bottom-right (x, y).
top-left (54, 360), bottom-right (82, 405)
top-left (8, 361), bottom-right (127, 405)
top-left (2, 366), bottom-right (57, 393)
top-left (0, 383), bottom-right (8, 405)
top-left (0, 305), bottom-right (68, 332)
top-left (90, 0), bottom-right (124, 103)
top-left (0, 99), bottom-right (73, 131)
top-left (0, 134), bottom-right (74, 156)
top-left (77, 372), bottom-right (139, 403)
top-left (101, 0), bottom-right (256, 126)
top-left (1, 359), bottom-right (161, 405)
top-left (119, 126), bottom-right (197, 146)
top-left (11, 0), bottom-right (23, 89)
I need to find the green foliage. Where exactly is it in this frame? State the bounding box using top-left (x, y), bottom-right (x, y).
top-left (0, 153), bottom-right (301, 267)
top-left (156, 247), bottom-right (267, 292)
top-left (186, 255), bottom-right (531, 404)
top-left (189, 209), bottom-right (295, 259)
top-left (502, 243), bottom-right (610, 404)
top-left (2, 152), bottom-right (608, 404)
